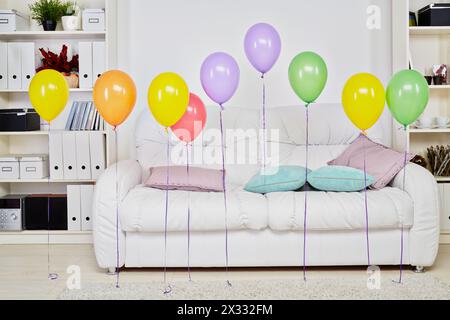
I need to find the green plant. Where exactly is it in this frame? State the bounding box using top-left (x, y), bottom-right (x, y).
top-left (61, 1), bottom-right (78, 16)
top-left (29, 0), bottom-right (72, 25)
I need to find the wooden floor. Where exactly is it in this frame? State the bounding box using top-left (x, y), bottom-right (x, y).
top-left (0, 244), bottom-right (449, 300)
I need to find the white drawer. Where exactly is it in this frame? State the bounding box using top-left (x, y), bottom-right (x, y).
top-left (19, 156), bottom-right (49, 180)
top-left (0, 160), bottom-right (20, 180)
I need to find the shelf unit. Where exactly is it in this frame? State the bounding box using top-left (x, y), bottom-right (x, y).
top-left (393, 0), bottom-right (450, 242)
top-left (0, 31), bottom-right (106, 40)
top-left (0, 0), bottom-right (118, 244)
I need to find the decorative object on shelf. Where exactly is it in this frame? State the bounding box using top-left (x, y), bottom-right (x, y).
top-left (36, 45), bottom-right (79, 88)
top-left (432, 64), bottom-right (448, 85)
top-left (424, 75), bottom-right (432, 85)
top-left (29, 0), bottom-right (72, 31)
top-left (409, 11), bottom-right (417, 27)
top-left (0, 10), bottom-right (29, 32)
top-left (427, 145), bottom-right (450, 177)
top-left (436, 116), bottom-right (449, 128)
top-left (411, 155), bottom-right (427, 168)
top-left (82, 9), bottom-right (105, 31)
top-left (415, 116), bottom-right (433, 129)
top-left (418, 3), bottom-right (450, 27)
top-left (61, 1), bottom-right (81, 31)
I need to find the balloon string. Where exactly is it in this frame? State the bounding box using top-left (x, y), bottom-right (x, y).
top-left (395, 126), bottom-right (408, 284)
top-left (163, 131), bottom-right (172, 295)
top-left (363, 134), bottom-right (371, 266)
top-left (302, 104), bottom-right (309, 281)
top-left (262, 74), bottom-right (267, 172)
top-left (114, 128), bottom-right (120, 288)
top-left (186, 143), bottom-right (192, 282)
top-left (219, 106), bottom-right (232, 287)
top-left (47, 121), bottom-right (57, 281)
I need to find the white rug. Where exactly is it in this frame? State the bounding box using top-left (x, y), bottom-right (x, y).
top-left (60, 273), bottom-right (450, 300)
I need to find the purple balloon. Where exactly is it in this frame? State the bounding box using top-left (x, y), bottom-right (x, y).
top-left (244, 23), bottom-right (281, 75)
top-left (200, 52), bottom-right (240, 106)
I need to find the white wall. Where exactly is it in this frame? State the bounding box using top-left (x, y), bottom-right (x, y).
top-left (116, 0), bottom-right (393, 160)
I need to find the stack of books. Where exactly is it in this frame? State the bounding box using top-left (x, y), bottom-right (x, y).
top-left (65, 101), bottom-right (105, 131)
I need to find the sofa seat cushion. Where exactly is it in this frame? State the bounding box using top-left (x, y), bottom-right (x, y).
top-left (120, 185), bottom-right (268, 233)
top-left (267, 187), bottom-right (414, 231)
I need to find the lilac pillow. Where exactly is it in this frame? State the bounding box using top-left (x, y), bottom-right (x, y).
top-left (145, 166), bottom-right (224, 192)
top-left (328, 134), bottom-right (414, 189)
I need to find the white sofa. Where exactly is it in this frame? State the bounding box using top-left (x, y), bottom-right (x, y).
top-left (93, 104), bottom-right (440, 271)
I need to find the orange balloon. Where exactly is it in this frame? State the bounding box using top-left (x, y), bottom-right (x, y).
top-left (93, 70), bottom-right (137, 127)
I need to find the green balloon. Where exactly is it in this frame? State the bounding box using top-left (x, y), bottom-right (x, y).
top-left (288, 51), bottom-right (328, 104)
top-left (386, 70), bottom-right (429, 126)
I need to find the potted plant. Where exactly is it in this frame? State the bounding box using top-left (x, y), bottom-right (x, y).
top-left (61, 2), bottom-right (81, 31)
top-left (36, 45), bottom-right (80, 88)
top-left (29, 0), bottom-right (70, 31)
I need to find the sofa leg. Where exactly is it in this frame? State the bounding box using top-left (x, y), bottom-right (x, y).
top-left (413, 266), bottom-right (425, 273)
top-left (107, 267), bottom-right (117, 275)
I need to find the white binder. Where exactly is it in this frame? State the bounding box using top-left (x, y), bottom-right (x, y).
top-left (89, 132), bottom-right (106, 180)
top-left (92, 41), bottom-right (105, 85)
top-left (49, 132), bottom-right (64, 180)
top-left (67, 185), bottom-right (81, 231)
top-left (75, 132), bottom-right (92, 180)
top-left (62, 132), bottom-right (78, 180)
top-left (80, 185), bottom-right (94, 231)
top-left (0, 42), bottom-right (7, 89)
top-left (7, 42), bottom-right (21, 89)
top-left (78, 42), bottom-right (93, 88)
top-left (20, 42), bottom-right (35, 90)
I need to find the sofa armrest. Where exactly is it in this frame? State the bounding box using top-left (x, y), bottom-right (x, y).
top-left (390, 163), bottom-right (440, 267)
top-left (93, 160), bottom-right (142, 269)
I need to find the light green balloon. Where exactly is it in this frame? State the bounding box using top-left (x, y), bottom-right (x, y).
top-left (386, 70), bottom-right (429, 126)
top-left (288, 52), bottom-right (328, 104)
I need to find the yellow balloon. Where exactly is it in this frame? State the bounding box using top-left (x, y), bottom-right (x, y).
top-left (148, 72), bottom-right (189, 128)
top-left (342, 73), bottom-right (386, 132)
top-left (29, 70), bottom-right (69, 123)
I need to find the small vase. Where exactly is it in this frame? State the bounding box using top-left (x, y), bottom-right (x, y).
top-left (62, 16), bottom-right (81, 31)
top-left (42, 20), bottom-right (57, 31)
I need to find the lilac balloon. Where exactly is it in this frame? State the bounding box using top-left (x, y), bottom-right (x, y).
top-left (200, 52), bottom-right (240, 106)
top-left (244, 23), bottom-right (281, 75)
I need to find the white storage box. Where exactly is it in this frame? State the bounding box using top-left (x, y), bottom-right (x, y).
top-left (0, 10), bottom-right (29, 32)
top-left (0, 156), bottom-right (20, 180)
top-left (82, 9), bottom-right (105, 31)
top-left (19, 155), bottom-right (49, 179)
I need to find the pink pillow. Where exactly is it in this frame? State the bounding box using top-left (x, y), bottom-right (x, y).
top-left (145, 166), bottom-right (224, 192)
top-left (328, 134), bottom-right (414, 189)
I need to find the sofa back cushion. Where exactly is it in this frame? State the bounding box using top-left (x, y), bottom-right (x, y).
top-left (135, 104), bottom-right (388, 186)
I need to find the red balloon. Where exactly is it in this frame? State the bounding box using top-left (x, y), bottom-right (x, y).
top-left (171, 93), bottom-right (207, 143)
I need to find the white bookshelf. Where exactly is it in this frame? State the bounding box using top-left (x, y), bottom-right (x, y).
top-left (0, 0), bottom-right (118, 244)
top-left (393, 0), bottom-right (450, 242)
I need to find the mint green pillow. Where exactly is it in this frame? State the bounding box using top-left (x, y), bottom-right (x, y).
top-left (308, 166), bottom-right (375, 192)
top-left (244, 166), bottom-right (310, 194)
